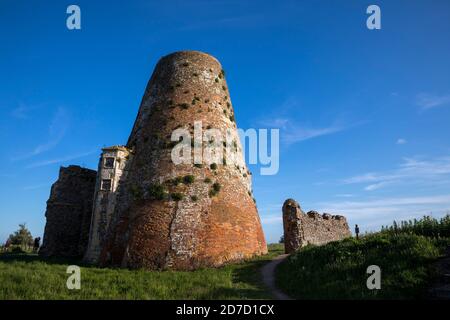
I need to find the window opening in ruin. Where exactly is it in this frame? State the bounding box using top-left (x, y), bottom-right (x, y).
top-left (104, 157), bottom-right (115, 169)
top-left (101, 179), bottom-right (112, 191)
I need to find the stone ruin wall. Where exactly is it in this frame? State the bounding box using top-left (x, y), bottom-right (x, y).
top-left (98, 51), bottom-right (267, 270)
top-left (40, 165), bottom-right (96, 258)
top-left (283, 198), bottom-right (351, 254)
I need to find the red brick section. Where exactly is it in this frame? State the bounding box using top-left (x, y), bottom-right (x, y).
top-left (100, 51), bottom-right (267, 270)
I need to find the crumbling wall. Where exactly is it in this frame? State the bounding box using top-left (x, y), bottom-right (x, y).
top-left (40, 165), bottom-right (96, 258)
top-left (283, 198), bottom-right (351, 254)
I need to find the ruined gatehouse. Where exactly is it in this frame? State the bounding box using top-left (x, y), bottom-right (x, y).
top-left (40, 51), bottom-right (268, 270)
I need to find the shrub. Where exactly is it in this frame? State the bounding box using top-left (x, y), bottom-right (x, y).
top-left (190, 195), bottom-right (198, 202)
top-left (171, 193), bottom-right (184, 201)
top-left (212, 182), bottom-right (221, 192)
top-left (130, 185), bottom-right (143, 200)
top-left (209, 183), bottom-right (221, 197)
top-left (11, 246), bottom-right (26, 254)
top-left (179, 103), bottom-right (189, 109)
top-left (171, 176), bottom-right (183, 186)
top-left (147, 183), bottom-right (167, 200)
top-left (204, 177), bottom-right (212, 183)
top-left (194, 163), bottom-right (203, 168)
top-left (8, 224), bottom-right (33, 249)
top-left (276, 232), bottom-right (447, 299)
top-left (210, 163), bottom-right (218, 170)
top-left (183, 175), bottom-right (195, 184)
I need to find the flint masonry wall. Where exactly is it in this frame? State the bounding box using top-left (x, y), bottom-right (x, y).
top-left (283, 198), bottom-right (351, 254)
top-left (40, 165), bottom-right (96, 258)
top-left (99, 51), bottom-right (267, 270)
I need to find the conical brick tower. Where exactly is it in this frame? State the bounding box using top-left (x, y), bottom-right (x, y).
top-left (99, 51), bottom-right (267, 270)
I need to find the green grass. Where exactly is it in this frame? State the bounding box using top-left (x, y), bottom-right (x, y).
top-left (0, 244), bottom-right (283, 300)
top-left (276, 233), bottom-right (450, 299)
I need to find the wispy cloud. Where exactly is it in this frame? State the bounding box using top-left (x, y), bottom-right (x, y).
top-left (260, 117), bottom-right (350, 145)
top-left (10, 102), bottom-right (42, 120)
top-left (396, 138), bottom-right (407, 145)
top-left (23, 183), bottom-right (50, 191)
top-left (283, 123), bottom-right (346, 144)
top-left (335, 194), bottom-right (355, 198)
top-left (343, 156), bottom-right (450, 191)
top-left (317, 194), bottom-right (450, 224)
top-left (416, 93), bottom-right (450, 110)
top-left (25, 150), bottom-right (97, 169)
top-left (12, 107), bottom-right (70, 161)
top-left (261, 215), bottom-right (282, 225)
top-left (258, 97), bottom-right (362, 145)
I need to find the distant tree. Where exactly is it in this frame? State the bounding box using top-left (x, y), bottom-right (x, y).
top-left (8, 223), bottom-right (33, 249)
top-left (279, 235), bottom-right (284, 244)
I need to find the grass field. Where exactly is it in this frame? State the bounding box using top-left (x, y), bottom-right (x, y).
top-left (276, 232), bottom-right (450, 299)
top-left (0, 244), bottom-right (283, 300)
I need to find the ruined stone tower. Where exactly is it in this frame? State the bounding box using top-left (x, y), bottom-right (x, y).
top-left (94, 51), bottom-right (267, 270)
top-left (40, 165), bottom-right (96, 258)
top-left (282, 198), bottom-right (351, 253)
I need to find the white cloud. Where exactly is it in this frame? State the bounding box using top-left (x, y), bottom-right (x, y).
top-left (260, 117), bottom-right (349, 145)
top-left (396, 138), bottom-right (407, 145)
top-left (317, 194), bottom-right (450, 226)
top-left (23, 183), bottom-right (50, 191)
top-left (283, 124), bottom-right (345, 144)
top-left (260, 215), bottom-right (282, 225)
top-left (12, 107), bottom-right (70, 160)
top-left (417, 93), bottom-right (450, 110)
top-left (343, 156), bottom-right (450, 191)
top-left (334, 194), bottom-right (354, 198)
top-left (364, 181), bottom-right (392, 191)
top-left (26, 150), bottom-right (97, 169)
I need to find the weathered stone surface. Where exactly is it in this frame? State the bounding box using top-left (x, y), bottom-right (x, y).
top-left (282, 199), bottom-right (351, 254)
top-left (40, 165), bottom-right (96, 258)
top-left (99, 51), bottom-right (268, 270)
top-left (83, 146), bottom-right (133, 264)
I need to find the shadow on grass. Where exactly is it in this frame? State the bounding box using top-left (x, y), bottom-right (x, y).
top-left (0, 250), bottom-right (278, 300)
top-left (0, 252), bottom-right (85, 267)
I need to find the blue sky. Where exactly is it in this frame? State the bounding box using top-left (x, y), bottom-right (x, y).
top-left (1, 0), bottom-right (450, 244)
